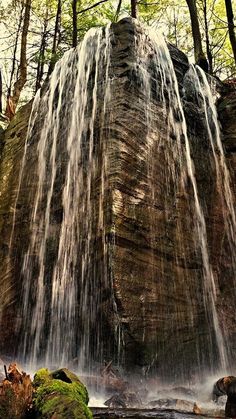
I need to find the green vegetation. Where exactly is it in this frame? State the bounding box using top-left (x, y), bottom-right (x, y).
top-left (0, 0), bottom-right (235, 116)
top-left (33, 368), bottom-right (92, 418)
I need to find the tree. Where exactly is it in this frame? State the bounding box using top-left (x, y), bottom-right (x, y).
top-left (0, 68), bottom-right (2, 114)
top-left (72, 0), bottom-right (77, 47)
top-left (0, 0), bottom-right (235, 110)
top-left (9, 0), bottom-right (31, 118)
top-left (202, 0), bottom-right (213, 73)
top-left (224, 0), bottom-right (236, 64)
top-left (197, 0), bottom-right (235, 77)
top-left (5, 2), bottom-right (25, 119)
top-left (185, 0), bottom-right (208, 70)
top-left (48, 0), bottom-right (62, 76)
top-left (131, 0), bottom-right (138, 18)
top-left (35, 12), bottom-right (49, 92)
top-left (115, 0), bottom-right (122, 22)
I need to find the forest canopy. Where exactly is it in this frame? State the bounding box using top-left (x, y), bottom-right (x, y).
top-left (0, 0), bottom-right (235, 118)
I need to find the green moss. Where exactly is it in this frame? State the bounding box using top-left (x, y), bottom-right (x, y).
top-left (35, 380), bottom-right (83, 406)
top-left (51, 368), bottom-right (89, 404)
top-left (33, 368), bottom-right (92, 419)
top-left (33, 368), bottom-right (51, 386)
top-left (41, 395), bottom-right (92, 419)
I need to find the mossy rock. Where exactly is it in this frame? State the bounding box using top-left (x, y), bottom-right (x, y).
top-left (51, 368), bottom-right (89, 403)
top-left (33, 368), bottom-right (51, 387)
top-left (33, 368), bottom-right (92, 419)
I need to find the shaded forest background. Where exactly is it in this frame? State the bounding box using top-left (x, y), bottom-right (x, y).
top-left (0, 0), bottom-right (235, 119)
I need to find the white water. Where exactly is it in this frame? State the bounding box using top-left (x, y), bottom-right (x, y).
top-left (6, 19), bottom-right (233, 377)
top-left (142, 26), bottom-right (228, 372)
top-left (18, 25), bottom-right (116, 369)
top-left (191, 65), bottom-right (236, 274)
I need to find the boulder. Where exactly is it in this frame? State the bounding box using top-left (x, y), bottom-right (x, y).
top-left (32, 368), bottom-right (92, 418)
top-left (149, 397), bottom-right (195, 411)
top-left (104, 391), bottom-right (142, 408)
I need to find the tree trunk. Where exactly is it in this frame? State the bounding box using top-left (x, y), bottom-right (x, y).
top-left (186, 0), bottom-right (208, 71)
top-left (131, 0), bottom-right (138, 18)
top-left (5, 3), bottom-right (24, 119)
top-left (203, 0), bottom-right (213, 74)
top-left (35, 11), bottom-right (49, 92)
top-left (0, 68), bottom-right (2, 114)
top-left (225, 0), bottom-right (236, 64)
top-left (115, 0), bottom-right (123, 21)
top-left (72, 0), bottom-right (77, 47)
top-left (10, 0), bottom-right (31, 117)
top-left (48, 0), bottom-right (62, 76)
top-left (0, 364), bottom-right (33, 418)
top-left (35, 30), bottom-right (47, 92)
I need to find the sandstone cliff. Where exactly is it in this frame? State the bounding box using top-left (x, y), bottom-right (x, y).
top-left (0, 18), bottom-right (236, 380)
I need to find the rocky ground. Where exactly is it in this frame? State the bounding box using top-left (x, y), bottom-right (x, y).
top-left (92, 408), bottom-right (224, 419)
top-left (0, 360), bottom-right (227, 418)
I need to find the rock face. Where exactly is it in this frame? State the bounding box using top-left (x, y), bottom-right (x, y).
top-left (0, 102), bottom-right (32, 353)
top-left (0, 18), bottom-right (236, 379)
top-left (217, 89), bottom-right (236, 355)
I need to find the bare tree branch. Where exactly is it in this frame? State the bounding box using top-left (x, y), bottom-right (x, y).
top-left (77, 0), bottom-right (109, 15)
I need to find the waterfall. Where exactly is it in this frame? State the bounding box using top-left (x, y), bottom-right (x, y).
top-left (136, 26), bottom-right (228, 373)
top-left (191, 65), bottom-right (236, 272)
top-left (18, 25), bottom-right (116, 369)
top-left (8, 18), bottom-right (233, 377)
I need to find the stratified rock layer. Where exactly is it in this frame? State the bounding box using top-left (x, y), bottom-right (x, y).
top-left (0, 102), bottom-right (32, 353)
top-left (217, 89), bottom-right (236, 352)
top-left (0, 18), bottom-right (236, 379)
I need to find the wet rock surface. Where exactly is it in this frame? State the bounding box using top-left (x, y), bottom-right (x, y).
top-left (0, 101), bottom-right (32, 356)
top-left (0, 18), bottom-right (236, 378)
top-left (92, 407), bottom-right (224, 419)
top-left (92, 383), bottom-right (225, 418)
top-left (105, 19), bottom-right (236, 376)
top-left (88, 372), bottom-right (226, 418)
top-left (105, 392), bottom-right (142, 408)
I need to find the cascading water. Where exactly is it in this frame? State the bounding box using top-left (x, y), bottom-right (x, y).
top-left (191, 65), bottom-right (236, 273)
top-left (185, 64), bottom-right (236, 369)
top-left (7, 18), bottom-right (235, 378)
top-left (17, 25), bottom-right (119, 370)
top-left (136, 27), bottom-right (228, 375)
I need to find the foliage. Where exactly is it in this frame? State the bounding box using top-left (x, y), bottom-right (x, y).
top-left (0, 0), bottom-right (235, 111)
